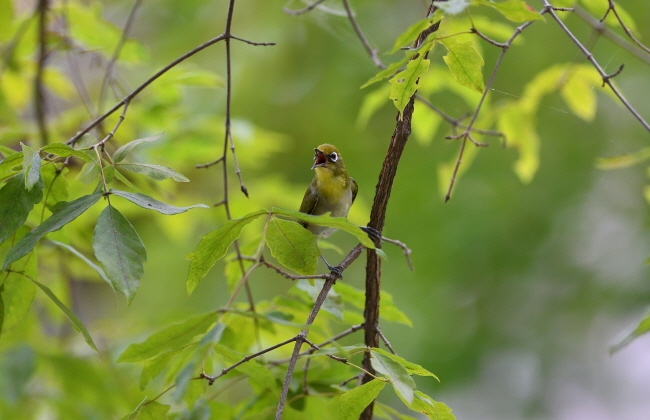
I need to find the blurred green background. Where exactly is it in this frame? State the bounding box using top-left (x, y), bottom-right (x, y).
top-left (3, 0), bottom-right (650, 418)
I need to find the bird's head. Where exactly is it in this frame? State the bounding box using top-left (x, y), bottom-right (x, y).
top-left (311, 144), bottom-right (346, 176)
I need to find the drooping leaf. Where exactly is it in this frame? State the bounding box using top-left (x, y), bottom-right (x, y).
top-left (49, 240), bottom-right (111, 287)
top-left (339, 379), bottom-right (386, 420)
top-left (186, 209), bottom-right (267, 295)
top-left (20, 143), bottom-right (41, 191)
top-left (371, 349), bottom-right (416, 404)
top-left (30, 277), bottom-right (99, 353)
top-left (93, 204), bottom-right (147, 304)
top-left (610, 310), bottom-right (650, 354)
top-left (497, 103), bottom-right (539, 183)
top-left (0, 173), bottom-right (43, 245)
top-left (41, 143), bottom-right (95, 163)
top-left (408, 391), bottom-right (456, 420)
top-left (271, 208), bottom-right (375, 248)
top-left (112, 133), bottom-right (164, 163)
top-left (118, 311), bottom-right (219, 363)
top-left (3, 193), bottom-right (102, 269)
top-left (595, 148), bottom-right (650, 170)
top-left (441, 38), bottom-right (484, 93)
top-left (371, 348), bottom-right (438, 380)
top-left (116, 162), bottom-right (189, 182)
top-left (389, 44), bottom-right (433, 118)
top-left (266, 217), bottom-right (319, 275)
top-left (110, 189), bottom-right (209, 215)
top-left (560, 66), bottom-right (602, 122)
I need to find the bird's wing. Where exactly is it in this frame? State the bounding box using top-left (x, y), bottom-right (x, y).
top-left (350, 178), bottom-right (358, 205)
top-left (299, 185), bottom-right (319, 215)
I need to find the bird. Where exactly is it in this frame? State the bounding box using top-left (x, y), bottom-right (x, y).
top-left (299, 144), bottom-right (358, 238)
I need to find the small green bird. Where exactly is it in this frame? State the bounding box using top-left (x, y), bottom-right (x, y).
top-left (299, 144), bottom-right (358, 237)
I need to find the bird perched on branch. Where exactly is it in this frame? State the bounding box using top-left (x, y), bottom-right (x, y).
top-left (299, 144), bottom-right (378, 276)
top-left (299, 144), bottom-right (357, 237)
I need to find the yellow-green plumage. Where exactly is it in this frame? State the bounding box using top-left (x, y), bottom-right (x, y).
top-left (299, 144), bottom-right (358, 237)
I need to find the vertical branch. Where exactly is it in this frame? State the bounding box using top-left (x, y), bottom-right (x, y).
top-left (35, 0), bottom-right (49, 147)
top-left (360, 2), bottom-right (443, 419)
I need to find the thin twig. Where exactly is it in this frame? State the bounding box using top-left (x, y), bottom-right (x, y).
top-left (381, 236), bottom-right (413, 270)
top-left (415, 95), bottom-right (505, 138)
top-left (377, 325), bottom-right (396, 354)
top-left (35, 0), bottom-right (49, 147)
top-left (98, 0), bottom-right (142, 115)
top-left (283, 0), bottom-right (327, 15)
top-left (341, 0), bottom-right (384, 69)
top-left (602, 0), bottom-right (650, 55)
top-left (539, 0), bottom-right (650, 132)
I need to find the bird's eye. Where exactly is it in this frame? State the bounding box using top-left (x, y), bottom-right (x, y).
top-left (329, 152), bottom-right (338, 162)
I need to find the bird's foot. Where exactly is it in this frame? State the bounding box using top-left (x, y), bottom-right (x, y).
top-left (360, 226), bottom-right (381, 246)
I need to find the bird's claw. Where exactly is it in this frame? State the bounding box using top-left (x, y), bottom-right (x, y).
top-left (360, 226), bottom-right (381, 246)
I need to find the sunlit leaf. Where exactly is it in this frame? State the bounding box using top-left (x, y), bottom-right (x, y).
top-left (3, 193), bottom-right (102, 269)
top-left (595, 148), bottom-right (650, 170)
top-left (266, 217), bottom-right (319, 275)
top-left (21, 143), bottom-right (41, 191)
top-left (0, 173), bottom-right (43, 245)
top-left (112, 133), bottom-right (164, 163)
top-left (408, 391), bottom-right (456, 420)
top-left (389, 44), bottom-right (433, 118)
top-left (339, 379), bottom-right (386, 420)
top-left (118, 311), bottom-right (219, 363)
top-left (371, 349), bottom-right (415, 404)
top-left (272, 208), bottom-right (375, 248)
top-left (412, 99), bottom-right (442, 145)
top-left (441, 38), bottom-right (484, 93)
top-left (560, 66), bottom-right (600, 121)
top-left (388, 11), bottom-right (443, 54)
top-left (372, 348), bottom-right (438, 380)
top-left (497, 103), bottom-right (539, 183)
top-left (93, 205), bottom-right (147, 304)
top-left (186, 210), bottom-right (267, 295)
top-left (116, 162), bottom-right (189, 182)
top-left (477, 0), bottom-right (544, 22)
top-left (30, 277), bottom-right (98, 353)
top-left (109, 189), bottom-right (209, 215)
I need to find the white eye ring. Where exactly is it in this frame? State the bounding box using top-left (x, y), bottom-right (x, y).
top-left (329, 152), bottom-right (338, 162)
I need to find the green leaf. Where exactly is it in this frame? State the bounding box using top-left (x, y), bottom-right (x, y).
top-left (121, 400), bottom-right (170, 420)
top-left (3, 193), bottom-right (102, 269)
top-left (559, 66), bottom-right (601, 122)
top-left (30, 277), bottom-right (99, 353)
top-left (497, 104), bottom-right (539, 183)
top-left (0, 151), bottom-right (23, 180)
top-left (110, 189), bottom-right (209, 215)
top-left (271, 208), bottom-right (375, 248)
top-left (389, 45), bottom-right (433, 118)
top-left (388, 11), bottom-right (443, 54)
top-left (118, 311), bottom-right (219, 363)
top-left (371, 348), bottom-right (438, 380)
top-left (0, 145), bottom-right (18, 158)
top-left (186, 209), bottom-right (267, 295)
top-left (610, 310), bottom-right (650, 354)
top-left (49, 240), bottom-right (112, 288)
top-left (408, 391), bottom-right (456, 420)
top-left (441, 38), bottom-right (484, 93)
top-left (595, 148), bottom-right (650, 170)
top-left (41, 165), bottom-right (70, 208)
top-left (266, 217), bottom-right (319, 275)
top-left (371, 349), bottom-right (416, 404)
top-left (139, 350), bottom-right (178, 390)
top-left (116, 162), bottom-right (189, 182)
top-left (361, 57), bottom-right (411, 89)
top-left (41, 143), bottom-right (95, 163)
top-left (20, 143), bottom-right (41, 191)
top-left (93, 205), bottom-right (147, 304)
top-left (112, 133), bottom-right (164, 163)
top-left (0, 236), bottom-right (36, 334)
top-left (339, 379), bottom-right (386, 420)
top-left (0, 173), bottom-right (43, 245)
top-left (478, 0), bottom-right (544, 22)
top-left (76, 161), bottom-right (100, 184)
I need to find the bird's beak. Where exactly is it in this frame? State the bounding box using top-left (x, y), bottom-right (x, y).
top-left (311, 148), bottom-right (327, 170)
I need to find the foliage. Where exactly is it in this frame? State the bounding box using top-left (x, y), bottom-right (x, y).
top-left (1, 0), bottom-right (649, 419)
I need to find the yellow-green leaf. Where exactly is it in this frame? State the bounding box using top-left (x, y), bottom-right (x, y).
top-left (441, 38), bottom-right (484, 93)
top-left (265, 217), bottom-right (319, 275)
top-left (339, 379), bottom-right (386, 420)
top-left (595, 148), bottom-right (650, 170)
top-left (478, 0), bottom-right (544, 23)
top-left (389, 46), bottom-right (432, 118)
